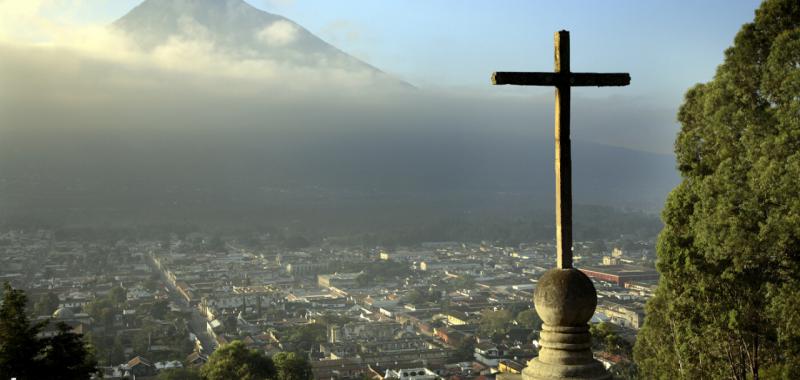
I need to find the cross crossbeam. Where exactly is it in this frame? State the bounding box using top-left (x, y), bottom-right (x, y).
top-left (492, 72), bottom-right (630, 87)
top-left (491, 30), bottom-right (630, 269)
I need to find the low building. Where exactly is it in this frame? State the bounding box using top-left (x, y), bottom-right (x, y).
top-left (596, 302), bottom-right (645, 329)
top-left (318, 272), bottom-right (362, 289)
top-left (125, 356), bottom-right (157, 378)
top-left (474, 342), bottom-right (503, 367)
top-left (328, 321), bottom-right (402, 343)
top-left (207, 319), bottom-right (224, 338)
top-left (384, 367), bottom-right (438, 380)
top-left (578, 265), bottom-right (659, 287)
top-left (497, 359), bottom-right (525, 374)
top-left (286, 262), bottom-right (330, 277)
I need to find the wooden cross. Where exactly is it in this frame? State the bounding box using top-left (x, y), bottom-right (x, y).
top-left (491, 30), bottom-right (630, 269)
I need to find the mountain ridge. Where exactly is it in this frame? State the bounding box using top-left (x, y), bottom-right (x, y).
top-left (113, 0), bottom-right (407, 86)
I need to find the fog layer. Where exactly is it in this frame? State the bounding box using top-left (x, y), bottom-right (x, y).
top-left (0, 2), bottom-right (679, 229)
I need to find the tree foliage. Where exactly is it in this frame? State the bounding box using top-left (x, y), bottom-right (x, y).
top-left (108, 285), bottom-right (127, 306)
top-left (0, 283), bottom-right (97, 380)
top-left (0, 283), bottom-right (45, 379)
top-left (590, 322), bottom-right (632, 357)
top-left (515, 309), bottom-right (542, 331)
top-left (452, 337), bottom-right (476, 362)
top-left (280, 323), bottom-right (326, 354)
top-left (201, 341), bottom-right (276, 380)
top-left (273, 352), bottom-right (313, 380)
top-left (634, 1), bottom-right (800, 379)
top-left (40, 322), bottom-right (99, 380)
top-left (478, 309), bottom-right (513, 337)
top-left (158, 367), bottom-right (202, 380)
top-left (401, 289), bottom-right (441, 305)
top-left (148, 299), bottom-right (169, 320)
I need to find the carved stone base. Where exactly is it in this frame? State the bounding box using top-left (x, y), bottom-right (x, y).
top-left (524, 268), bottom-right (611, 380)
top-left (522, 325), bottom-right (609, 380)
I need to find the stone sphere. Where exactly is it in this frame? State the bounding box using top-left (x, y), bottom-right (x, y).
top-left (534, 268), bottom-right (597, 326)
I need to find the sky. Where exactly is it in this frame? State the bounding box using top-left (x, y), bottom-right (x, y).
top-left (3, 0), bottom-right (761, 97)
top-left (0, 0), bottom-right (763, 154)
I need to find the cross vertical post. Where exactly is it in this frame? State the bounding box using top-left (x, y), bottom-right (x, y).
top-left (554, 31), bottom-right (572, 269)
top-left (491, 30), bottom-right (629, 270)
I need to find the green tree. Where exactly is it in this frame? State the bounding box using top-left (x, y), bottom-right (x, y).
top-left (0, 283), bottom-right (97, 380)
top-left (108, 285), bottom-right (127, 306)
top-left (200, 341), bottom-right (276, 380)
top-left (634, 1), bottom-right (800, 379)
top-left (132, 327), bottom-right (155, 355)
top-left (149, 299), bottom-right (169, 320)
top-left (447, 275), bottom-right (475, 291)
top-left (0, 283), bottom-right (45, 379)
top-left (590, 322), bottom-right (632, 357)
top-left (402, 289), bottom-right (440, 305)
top-left (40, 322), bottom-right (98, 380)
top-left (282, 324), bottom-right (326, 354)
top-left (478, 309), bottom-right (513, 337)
top-left (315, 313), bottom-right (350, 326)
top-left (84, 298), bottom-right (118, 330)
top-left (452, 337), bottom-right (476, 362)
top-left (610, 360), bottom-right (638, 380)
top-left (515, 309), bottom-right (542, 331)
top-left (273, 352), bottom-right (313, 380)
top-left (107, 336), bottom-right (127, 366)
top-left (158, 367), bottom-right (202, 380)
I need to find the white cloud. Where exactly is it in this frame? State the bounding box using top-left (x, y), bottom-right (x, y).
top-left (256, 19), bottom-right (298, 47)
top-left (0, 1), bottom-right (388, 94)
top-left (321, 19), bottom-right (362, 45)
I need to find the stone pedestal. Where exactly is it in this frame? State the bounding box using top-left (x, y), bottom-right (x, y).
top-left (523, 268), bottom-right (610, 380)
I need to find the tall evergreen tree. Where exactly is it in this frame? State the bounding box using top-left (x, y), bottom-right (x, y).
top-left (0, 283), bottom-right (45, 380)
top-left (0, 283), bottom-right (97, 380)
top-left (634, 1), bottom-right (800, 379)
top-left (40, 323), bottom-right (99, 380)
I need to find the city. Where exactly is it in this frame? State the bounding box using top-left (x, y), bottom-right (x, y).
top-left (0, 227), bottom-right (655, 378)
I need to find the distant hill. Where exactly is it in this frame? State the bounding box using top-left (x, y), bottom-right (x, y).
top-left (0, 124), bottom-right (677, 227)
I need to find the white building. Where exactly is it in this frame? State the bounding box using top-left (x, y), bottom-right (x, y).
top-left (384, 367), bottom-right (439, 380)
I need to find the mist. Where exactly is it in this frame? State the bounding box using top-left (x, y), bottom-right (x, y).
top-left (0, 18), bottom-right (678, 232)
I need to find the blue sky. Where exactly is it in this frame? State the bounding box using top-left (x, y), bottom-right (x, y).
top-left (268, 1), bottom-right (761, 100)
top-left (62, 0), bottom-right (762, 102)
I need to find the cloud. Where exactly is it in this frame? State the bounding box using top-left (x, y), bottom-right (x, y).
top-left (0, 1), bottom-right (383, 90)
top-left (321, 19), bottom-right (363, 45)
top-left (0, 0), bottom-right (676, 157)
top-left (256, 19), bottom-right (298, 47)
top-left (0, 6), bottom-right (387, 94)
top-left (0, 0), bottom-right (109, 45)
